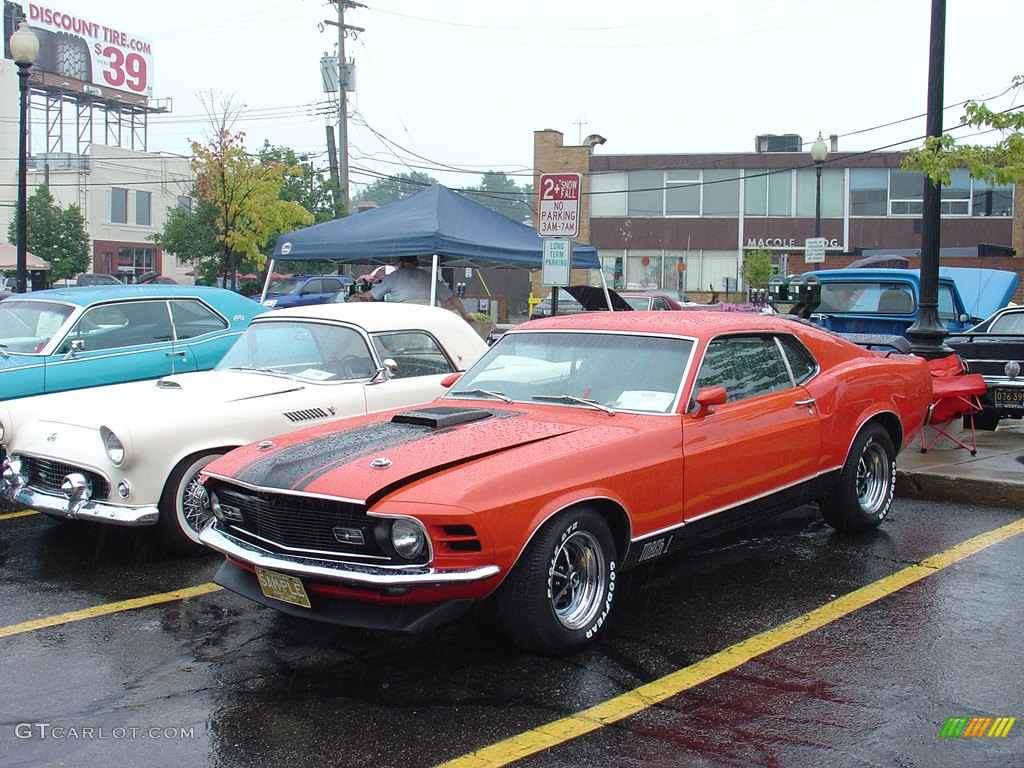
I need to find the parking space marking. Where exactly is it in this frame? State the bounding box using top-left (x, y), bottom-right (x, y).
top-left (438, 516), bottom-right (1024, 768)
top-left (0, 583), bottom-right (223, 638)
top-left (0, 509), bottom-right (38, 521)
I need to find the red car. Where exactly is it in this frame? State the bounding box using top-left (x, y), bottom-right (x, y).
top-left (199, 312), bottom-right (932, 654)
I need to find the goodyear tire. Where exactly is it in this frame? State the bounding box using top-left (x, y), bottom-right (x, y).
top-left (498, 507), bottom-right (616, 654)
top-left (821, 424), bottom-right (895, 533)
top-left (157, 451), bottom-right (223, 554)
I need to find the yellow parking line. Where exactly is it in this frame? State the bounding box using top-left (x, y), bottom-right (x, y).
top-left (0, 509), bottom-right (38, 521)
top-left (0, 583), bottom-right (223, 638)
top-left (439, 516), bottom-right (1024, 768)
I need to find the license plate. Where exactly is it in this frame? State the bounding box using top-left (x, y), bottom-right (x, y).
top-left (256, 567), bottom-right (311, 608)
top-left (993, 387), bottom-right (1024, 409)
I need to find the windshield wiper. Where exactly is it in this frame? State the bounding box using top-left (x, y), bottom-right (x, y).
top-left (532, 394), bottom-right (616, 414)
top-left (224, 365), bottom-right (289, 376)
top-left (452, 388), bottom-right (512, 403)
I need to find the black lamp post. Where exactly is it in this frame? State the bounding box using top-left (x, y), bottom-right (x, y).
top-left (906, 0), bottom-right (951, 358)
top-left (810, 133), bottom-right (828, 239)
top-left (9, 21), bottom-right (39, 294)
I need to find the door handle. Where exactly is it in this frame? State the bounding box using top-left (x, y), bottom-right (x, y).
top-left (166, 350), bottom-right (187, 357)
top-left (794, 398), bottom-right (816, 410)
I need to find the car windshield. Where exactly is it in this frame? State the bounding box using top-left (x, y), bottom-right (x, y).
top-left (0, 300), bottom-right (74, 354)
top-left (622, 296), bottom-right (650, 310)
top-left (989, 311), bottom-right (1024, 334)
top-left (816, 281), bottom-right (916, 314)
top-left (215, 320), bottom-right (376, 381)
top-left (448, 331), bottom-right (693, 413)
top-left (267, 278), bottom-right (304, 294)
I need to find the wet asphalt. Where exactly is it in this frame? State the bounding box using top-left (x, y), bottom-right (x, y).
top-left (1, 497), bottom-right (1021, 768)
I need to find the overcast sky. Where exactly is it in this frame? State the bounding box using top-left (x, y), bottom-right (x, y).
top-left (39, 0), bottom-right (1024, 193)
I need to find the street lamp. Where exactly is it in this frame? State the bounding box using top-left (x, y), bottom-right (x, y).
top-left (9, 21), bottom-right (39, 294)
top-left (810, 133), bottom-right (828, 239)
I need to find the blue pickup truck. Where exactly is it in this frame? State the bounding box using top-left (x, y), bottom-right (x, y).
top-left (803, 267), bottom-right (1019, 338)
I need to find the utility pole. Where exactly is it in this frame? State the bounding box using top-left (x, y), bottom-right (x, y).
top-left (325, 1), bottom-right (364, 215)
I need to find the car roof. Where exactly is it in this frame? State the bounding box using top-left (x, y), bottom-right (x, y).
top-left (258, 300), bottom-right (466, 333)
top-left (2, 284), bottom-right (250, 307)
top-left (517, 309), bottom-right (811, 337)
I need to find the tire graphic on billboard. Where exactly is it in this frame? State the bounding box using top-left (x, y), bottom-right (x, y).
top-left (33, 28), bottom-right (92, 82)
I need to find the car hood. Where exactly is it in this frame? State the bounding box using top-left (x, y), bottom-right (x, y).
top-left (26, 370), bottom-right (311, 429)
top-left (204, 405), bottom-right (590, 501)
top-left (939, 266), bottom-right (1020, 321)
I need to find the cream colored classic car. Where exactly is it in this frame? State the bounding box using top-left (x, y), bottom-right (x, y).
top-left (0, 303), bottom-right (487, 552)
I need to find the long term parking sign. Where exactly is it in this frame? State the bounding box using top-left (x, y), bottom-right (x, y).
top-left (538, 173), bottom-right (581, 238)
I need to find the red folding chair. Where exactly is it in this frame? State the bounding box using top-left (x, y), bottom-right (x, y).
top-left (921, 354), bottom-right (988, 455)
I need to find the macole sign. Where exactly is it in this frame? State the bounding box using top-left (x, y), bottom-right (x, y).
top-left (538, 173), bottom-right (581, 287)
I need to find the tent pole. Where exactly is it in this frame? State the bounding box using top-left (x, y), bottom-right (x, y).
top-left (260, 260), bottom-right (275, 303)
top-left (598, 267), bottom-right (615, 311)
top-left (430, 254), bottom-right (439, 306)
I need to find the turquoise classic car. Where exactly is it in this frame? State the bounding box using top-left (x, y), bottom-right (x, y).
top-left (0, 285), bottom-right (268, 401)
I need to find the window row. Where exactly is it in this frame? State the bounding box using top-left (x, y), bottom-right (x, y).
top-left (590, 168), bottom-right (1013, 219)
top-left (110, 187), bottom-right (152, 226)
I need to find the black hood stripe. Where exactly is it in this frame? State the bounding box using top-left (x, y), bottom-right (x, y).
top-left (233, 409), bottom-right (523, 492)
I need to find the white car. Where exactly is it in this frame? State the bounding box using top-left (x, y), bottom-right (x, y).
top-left (0, 303), bottom-right (487, 552)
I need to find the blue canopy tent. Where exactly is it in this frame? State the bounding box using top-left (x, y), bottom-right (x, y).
top-left (262, 184), bottom-right (606, 306)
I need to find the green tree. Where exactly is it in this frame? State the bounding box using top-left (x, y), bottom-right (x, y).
top-left (352, 172), bottom-right (438, 208)
top-left (464, 171), bottom-right (532, 223)
top-left (258, 143), bottom-right (341, 224)
top-left (6, 184), bottom-right (89, 283)
top-left (740, 248), bottom-right (774, 290)
top-left (903, 75), bottom-right (1024, 185)
top-left (149, 196), bottom-right (222, 283)
top-left (191, 128), bottom-right (313, 286)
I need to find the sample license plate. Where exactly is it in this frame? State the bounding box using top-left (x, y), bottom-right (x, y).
top-left (993, 387), bottom-right (1024, 409)
top-left (256, 566), bottom-right (311, 608)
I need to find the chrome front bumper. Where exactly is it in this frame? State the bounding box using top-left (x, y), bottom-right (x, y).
top-left (199, 525), bottom-right (501, 589)
top-left (1, 457), bottom-right (159, 526)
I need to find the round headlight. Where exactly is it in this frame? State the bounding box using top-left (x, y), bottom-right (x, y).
top-left (0, 420), bottom-right (5, 442)
top-left (390, 519), bottom-right (426, 560)
top-left (103, 429), bottom-right (125, 465)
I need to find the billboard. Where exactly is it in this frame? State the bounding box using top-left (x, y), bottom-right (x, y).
top-left (9, 2), bottom-right (154, 99)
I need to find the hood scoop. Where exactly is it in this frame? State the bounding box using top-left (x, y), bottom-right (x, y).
top-left (391, 406), bottom-right (492, 429)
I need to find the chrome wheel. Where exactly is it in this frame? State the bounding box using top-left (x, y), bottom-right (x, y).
top-left (158, 451), bottom-right (223, 553)
top-left (180, 470), bottom-right (211, 534)
top-left (855, 438), bottom-right (890, 515)
top-left (549, 529), bottom-right (606, 630)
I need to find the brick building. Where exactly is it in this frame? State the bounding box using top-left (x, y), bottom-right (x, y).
top-left (534, 130), bottom-right (1024, 305)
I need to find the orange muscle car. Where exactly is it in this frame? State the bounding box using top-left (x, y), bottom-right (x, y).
top-left (199, 311), bottom-right (932, 654)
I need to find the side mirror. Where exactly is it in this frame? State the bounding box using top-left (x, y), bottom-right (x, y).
top-left (440, 372), bottom-right (463, 388)
top-left (368, 358), bottom-right (399, 385)
top-left (690, 386), bottom-right (727, 419)
top-left (64, 339), bottom-right (85, 360)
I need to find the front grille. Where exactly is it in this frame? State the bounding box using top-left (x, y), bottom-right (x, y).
top-left (963, 360), bottom-right (1013, 378)
top-left (21, 456), bottom-right (110, 500)
top-left (213, 483), bottom-right (411, 563)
